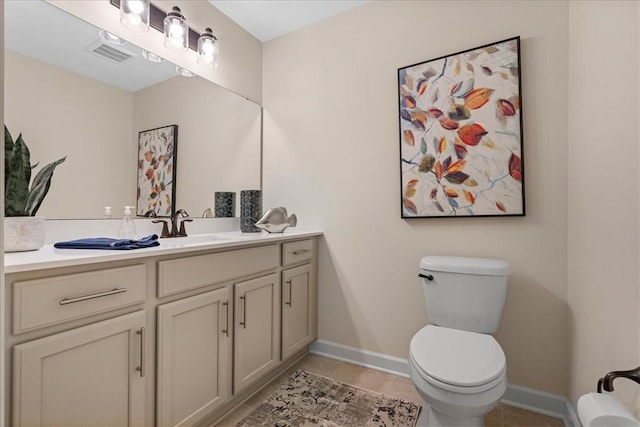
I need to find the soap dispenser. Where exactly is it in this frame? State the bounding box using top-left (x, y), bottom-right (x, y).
top-left (117, 206), bottom-right (137, 239)
top-left (103, 206), bottom-right (113, 219)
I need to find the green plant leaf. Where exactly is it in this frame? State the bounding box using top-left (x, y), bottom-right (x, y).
top-left (5, 133), bottom-right (31, 216)
top-left (5, 126), bottom-right (14, 194)
top-left (26, 156), bottom-right (66, 216)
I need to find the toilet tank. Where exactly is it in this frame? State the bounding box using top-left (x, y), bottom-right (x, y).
top-left (420, 256), bottom-right (510, 334)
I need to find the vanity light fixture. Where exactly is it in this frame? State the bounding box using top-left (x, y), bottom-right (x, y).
top-left (120, 0), bottom-right (150, 32)
top-left (110, 0), bottom-right (220, 67)
top-left (163, 6), bottom-right (188, 51)
top-left (197, 28), bottom-right (219, 69)
top-left (99, 30), bottom-right (128, 46)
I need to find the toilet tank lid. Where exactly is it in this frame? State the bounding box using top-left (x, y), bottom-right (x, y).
top-left (420, 256), bottom-right (510, 276)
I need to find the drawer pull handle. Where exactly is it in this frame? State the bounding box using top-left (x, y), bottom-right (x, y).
top-left (136, 327), bottom-right (145, 378)
top-left (222, 301), bottom-right (229, 337)
top-left (291, 249), bottom-right (311, 256)
top-left (239, 295), bottom-right (247, 329)
top-left (59, 287), bottom-right (127, 305)
top-left (286, 280), bottom-right (292, 307)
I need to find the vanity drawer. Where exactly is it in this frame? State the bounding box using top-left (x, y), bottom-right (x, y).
top-left (282, 239), bottom-right (314, 266)
top-left (13, 265), bottom-right (147, 334)
top-left (158, 244), bottom-right (280, 297)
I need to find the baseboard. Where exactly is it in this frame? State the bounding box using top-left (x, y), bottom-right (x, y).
top-left (310, 339), bottom-right (411, 378)
top-left (502, 383), bottom-right (580, 427)
top-left (309, 339), bottom-right (580, 427)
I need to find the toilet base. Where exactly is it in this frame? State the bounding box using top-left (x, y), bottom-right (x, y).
top-left (416, 404), bottom-right (485, 427)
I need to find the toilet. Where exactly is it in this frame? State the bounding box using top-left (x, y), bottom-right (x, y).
top-left (409, 256), bottom-right (510, 427)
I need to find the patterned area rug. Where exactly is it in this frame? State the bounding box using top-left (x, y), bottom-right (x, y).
top-left (236, 369), bottom-right (420, 427)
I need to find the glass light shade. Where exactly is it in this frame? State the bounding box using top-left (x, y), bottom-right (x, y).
top-left (197, 27), bottom-right (219, 68)
top-left (142, 50), bottom-right (165, 63)
top-left (163, 6), bottom-right (188, 51)
top-left (176, 66), bottom-right (195, 77)
top-left (99, 30), bottom-right (127, 46)
top-left (120, 0), bottom-right (150, 32)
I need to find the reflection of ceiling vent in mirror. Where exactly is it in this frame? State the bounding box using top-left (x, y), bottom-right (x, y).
top-left (85, 40), bottom-right (137, 63)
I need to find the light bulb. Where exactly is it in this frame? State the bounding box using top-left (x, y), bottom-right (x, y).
top-left (127, 0), bottom-right (144, 14)
top-left (169, 22), bottom-right (184, 39)
top-left (127, 14), bottom-right (142, 26)
top-left (197, 27), bottom-right (219, 68)
top-left (202, 40), bottom-right (214, 54)
top-left (163, 7), bottom-right (188, 51)
top-left (120, 0), bottom-right (149, 31)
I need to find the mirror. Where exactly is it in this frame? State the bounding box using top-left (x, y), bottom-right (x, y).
top-left (4, 1), bottom-right (261, 219)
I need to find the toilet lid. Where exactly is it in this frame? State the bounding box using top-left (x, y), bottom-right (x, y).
top-left (410, 325), bottom-right (506, 387)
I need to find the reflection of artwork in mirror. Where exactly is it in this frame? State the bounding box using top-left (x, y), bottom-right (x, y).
top-left (137, 125), bottom-right (178, 217)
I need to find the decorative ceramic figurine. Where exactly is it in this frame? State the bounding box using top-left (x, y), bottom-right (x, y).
top-left (255, 207), bottom-right (297, 233)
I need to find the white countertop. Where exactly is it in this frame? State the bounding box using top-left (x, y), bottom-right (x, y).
top-left (4, 230), bottom-right (323, 274)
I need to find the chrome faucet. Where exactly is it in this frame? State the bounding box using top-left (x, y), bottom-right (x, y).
top-left (152, 209), bottom-right (193, 238)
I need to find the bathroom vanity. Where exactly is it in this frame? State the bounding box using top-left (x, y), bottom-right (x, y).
top-left (3, 231), bottom-right (320, 426)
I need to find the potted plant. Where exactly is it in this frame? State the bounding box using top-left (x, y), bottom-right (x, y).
top-left (4, 126), bottom-right (65, 252)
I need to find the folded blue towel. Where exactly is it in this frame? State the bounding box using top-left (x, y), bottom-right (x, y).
top-left (54, 234), bottom-right (160, 250)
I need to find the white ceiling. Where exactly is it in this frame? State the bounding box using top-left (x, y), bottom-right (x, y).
top-left (208, 0), bottom-right (370, 42)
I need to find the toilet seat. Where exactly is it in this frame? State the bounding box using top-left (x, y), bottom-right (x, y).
top-left (410, 325), bottom-right (506, 393)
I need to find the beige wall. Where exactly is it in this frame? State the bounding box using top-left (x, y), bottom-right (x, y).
top-left (4, 50), bottom-right (135, 219)
top-left (133, 76), bottom-right (261, 215)
top-left (263, 0), bottom-right (571, 395)
top-left (48, 0), bottom-right (262, 104)
top-left (567, 0), bottom-right (640, 409)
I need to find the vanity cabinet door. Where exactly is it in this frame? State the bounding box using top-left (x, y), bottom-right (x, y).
top-left (282, 264), bottom-right (316, 361)
top-left (157, 287), bottom-right (231, 427)
top-left (12, 311), bottom-right (146, 427)
top-left (234, 273), bottom-right (280, 393)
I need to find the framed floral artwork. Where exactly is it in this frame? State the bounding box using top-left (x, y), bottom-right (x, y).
top-left (137, 125), bottom-right (178, 217)
top-left (398, 36), bottom-right (524, 218)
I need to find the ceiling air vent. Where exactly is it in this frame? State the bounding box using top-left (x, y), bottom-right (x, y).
top-left (85, 40), bottom-right (137, 63)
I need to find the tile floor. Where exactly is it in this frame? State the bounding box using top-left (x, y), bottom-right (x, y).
top-left (216, 353), bottom-right (566, 427)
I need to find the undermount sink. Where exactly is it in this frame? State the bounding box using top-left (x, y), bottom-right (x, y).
top-left (159, 234), bottom-right (227, 246)
top-left (208, 232), bottom-right (262, 240)
top-left (158, 233), bottom-right (259, 246)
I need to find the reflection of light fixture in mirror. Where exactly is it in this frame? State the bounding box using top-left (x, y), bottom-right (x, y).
top-left (176, 66), bottom-right (195, 77)
top-left (142, 50), bottom-right (165, 63)
top-left (164, 6), bottom-right (188, 51)
top-left (99, 30), bottom-right (127, 46)
top-left (120, 0), bottom-right (150, 31)
top-left (197, 28), bottom-right (219, 69)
